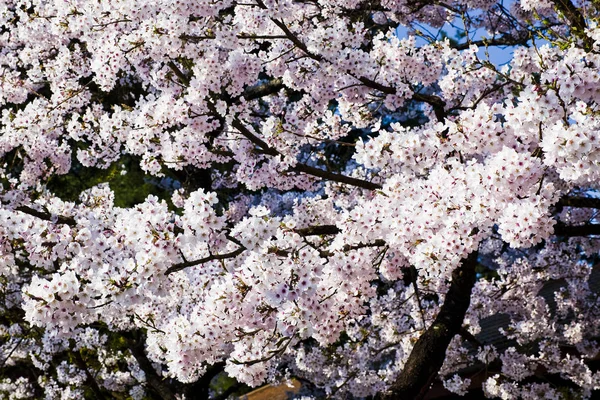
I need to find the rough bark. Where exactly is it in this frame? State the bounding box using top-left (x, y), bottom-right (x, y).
top-left (550, 0), bottom-right (593, 50)
top-left (181, 362), bottom-right (225, 400)
top-left (558, 196), bottom-right (600, 209)
top-left (15, 205), bottom-right (76, 226)
top-left (380, 251), bottom-right (479, 400)
top-left (554, 223), bottom-right (600, 237)
top-left (72, 350), bottom-right (109, 400)
top-left (126, 333), bottom-right (177, 400)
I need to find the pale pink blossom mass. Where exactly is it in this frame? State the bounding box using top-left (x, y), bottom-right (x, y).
top-left (1, 0), bottom-right (600, 398)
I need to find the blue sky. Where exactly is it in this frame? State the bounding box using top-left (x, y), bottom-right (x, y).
top-left (395, 14), bottom-right (516, 66)
top-left (396, 0), bottom-right (514, 66)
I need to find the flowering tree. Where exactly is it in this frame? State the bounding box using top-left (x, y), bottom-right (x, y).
top-left (2, 0), bottom-right (600, 398)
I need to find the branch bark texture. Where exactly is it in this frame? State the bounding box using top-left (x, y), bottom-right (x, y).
top-left (380, 251), bottom-right (479, 400)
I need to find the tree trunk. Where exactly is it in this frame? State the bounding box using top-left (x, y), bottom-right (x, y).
top-left (380, 251), bottom-right (479, 400)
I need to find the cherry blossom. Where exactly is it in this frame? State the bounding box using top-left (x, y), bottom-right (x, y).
top-left (2, 0), bottom-right (600, 398)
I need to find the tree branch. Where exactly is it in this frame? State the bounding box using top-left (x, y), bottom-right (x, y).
top-left (72, 349), bottom-right (109, 400)
top-left (554, 223), bottom-right (600, 237)
top-left (558, 196), bottom-right (600, 209)
top-left (167, 61), bottom-right (190, 86)
top-left (180, 33), bottom-right (288, 43)
top-left (380, 251), bottom-right (479, 400)
top-left (293, 225), bottom-right (386, 248)
top-left (291, 163), bottom-right (382, 190)
top-left (15, 205), bottom-right (76, 226)
top-left (243, 78), bottom-right (284, 101)
top-left (269, 18), bottom-right (323, 61)
top-left (294, 225), bottom-right (341, 236)
top-left (452, 32), bottom-right (532, 51)
top-left (254, 0), bottom-right (324, 62)
top-left (357, 77), bottom-right (448, 122)
top-left (232, 119), bottom-right (382, 190)
top-left (550, 0), bottom-right (593, 51)
top-left (254, 0), bottom-right (449, 123)
top-left (231, 119), bottom-right (278, 156)
top-left (165, 246), bottom-right (246, 275)
top-left (411, 92), bottom-right (447, 122)
top-left (126, 333), bottom-right (177, 400)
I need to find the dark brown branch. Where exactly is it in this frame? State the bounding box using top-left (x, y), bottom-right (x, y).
top-left (15, 205), bottom-right (76, 226)
top-left (180, 33), bottom-right (288, 43)
top-left (167, 61), bottom-right (190, 86)
top-left (270, 18), bottom-right (323, 61)
top-left (356, 76), bottom-right (448, 122)
top-left (558, 196), bottom-right (600, 209)
top-left (126, 333), bottom-right (177, 400)
top-left (342, 239), bottom-right (386, 251)
top-left (357, 76), bottom-right (395, 95)
top-left (357, 77), bottom-right (448, 122)
top-left (232, 119), bottom-right (382, 190)
top-left (292, 225), bottom-right (387, 256)
top-left (293, 225), bottom-right (387, 248)
top-left (72, 350), bottom-right (109, 400)
top-left (449, 80), bottom-right (512, 112)
top-left (294, 225), bottom-right (341, 236)
top-left (255, 0), bottom-right (449, 124)
top-left (231, 336), bottom-right (293, 366)
top-left (459, 326), bottom-right (483, 348)
top-left (291, 163), bottom-right (382, 190)
top-left (380, 251), bottom-right (479, 400)
top-left (550, 0), bottom-right (593, 51)
top-left (231, 119), bottom-right (278, 156)
top-left (411, 93), bottom-right (447, 122)
top-left (0, 336), bottom-right (25, 368)
top-left (165, 246), bottom-right (246, 275)
top-left (554, 223), bottom-right (600, 237)
top-left (242, 4), bottom-right (451, 126)
top-left (451, 20), bottom-right (563, 51)
top-left (243, 78), bottom-right (284, 101)
top-left (254, 0), bottom-right (324, 61)
top-left (452, 34), bottom-right (531, 51)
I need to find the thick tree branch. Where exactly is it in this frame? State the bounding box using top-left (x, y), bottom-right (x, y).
top-left (15, 205), bottom-right (76, 226)
top-left (294, 225), bottom-right (341, 236)
top-left (357, 76), bottom-right (395, 95)
top-left (243, 78), bottom-right (284, 101)
top-left (167, 61), bottom-right (191, 86)
top-left (558, 196), bottom-right (600, 209)
top-left (554, 223), bottom-right (600, 237)
top-left (232, 119), bottom-right (382, 190)
top-left (380, 251), bottom-right (479, 400)
top-left (253, 1), bottom-right (449, 123)
top-left (72, 350), bottom-right (109, 400)
top-left (231, 119), bottom-right (278, 156)
top-left (165, 246), bottom-right (246, 275)
top-left (452, 34), bottom-right (531, 50)
top-left (126, 333), bottom-right (177, 400)
top-left (411, 92), bottom-right (447, 122)
top-left (293, 225), bottom-right (386, 255)
top-left (356, 77), bottom-right (448, 122)
top-left (550, 0), bottom-right (593, 51)
top-left (291, 163), bottom-right (382, 190)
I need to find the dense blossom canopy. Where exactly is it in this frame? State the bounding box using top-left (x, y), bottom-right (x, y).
top-left (2, 0), bottom-right (600, 398)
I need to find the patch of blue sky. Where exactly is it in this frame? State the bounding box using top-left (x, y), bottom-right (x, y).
top-left (395, 21), bottom-right (515, 66)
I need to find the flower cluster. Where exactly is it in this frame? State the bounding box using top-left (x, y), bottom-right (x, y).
top-left (3, 0), bottom-right (600, 398)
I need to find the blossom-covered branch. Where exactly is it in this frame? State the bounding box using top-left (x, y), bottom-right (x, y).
top-left (3, 0), bottom-right (600, 398)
